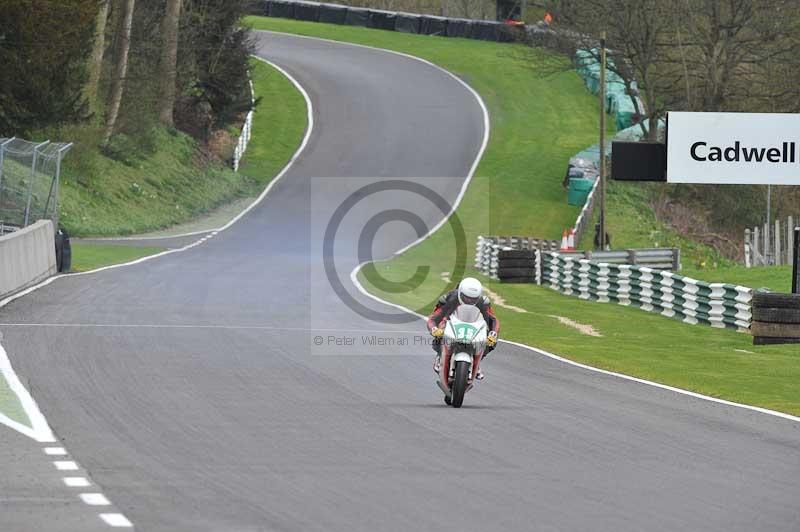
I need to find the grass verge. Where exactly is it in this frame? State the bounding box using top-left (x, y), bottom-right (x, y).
top-left (247, 17), bottom-right (800, 415)
top-left (59, 58), bottom-right (305, 237)
top-left (67, 57), bottom-right (307, 270)
top-left (0, 378), bottom-right (28, 427)
top-left (70, 243), bottom-right (167, 272)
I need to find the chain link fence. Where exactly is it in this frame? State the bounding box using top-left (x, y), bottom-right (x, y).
top-left (0, 138), bottom-right (72, 236)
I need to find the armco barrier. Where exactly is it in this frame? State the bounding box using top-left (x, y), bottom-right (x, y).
top-left (559, 248), bottom-right (680, 271)
top-left (344, 6), bottom-right (369, 26)
top-left (420, 15), bottom-right (448, 35)
top-left (269, 0), bottom-right (295, 19)
top-left (446, 18), bottom-right (473, 38)
top-left (395, 12), bottom-right (421, 34)
top-left (368, 9), bottom-right (396, 30)
top-left (475, 236), bottom-right (751, 330)
top-left (318, 2), bottom-right (347, 24)
top-left (0, 220), bottom-right (57, 299)
top-left (294, 1), bottom-right (320, 21)
top-left (540, 252), bottom-right (752, 330)
top-left (257, 1), bottom-right (519, 43)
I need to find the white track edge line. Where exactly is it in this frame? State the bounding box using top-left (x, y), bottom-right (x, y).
top-left (85, 228), bottom-right (214, 241)
top-left (313, 30), bottom-right (800, 426)
top-left (252, 30), bottom-right (490, 257)
top-left (352, 277), bottom-right (800, 424)
top-left (0, 342), bottom-right (55, 442)
top-left (0, 57), bottom-right (314, 442)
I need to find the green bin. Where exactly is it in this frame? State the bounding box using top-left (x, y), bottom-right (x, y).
top-left (568, 178), bottom-right (594, 206)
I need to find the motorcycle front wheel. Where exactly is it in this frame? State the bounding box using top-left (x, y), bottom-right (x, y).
top-left (451, 360), bottom-right (469, 408)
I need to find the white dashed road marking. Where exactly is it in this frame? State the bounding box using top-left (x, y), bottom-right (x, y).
top-left (80, 493), bottom-right (111, 506)
top-left (63, 477), bottom-right (91, 487)
top-left (100, 513), bottom-right (134, 528)
top-left (44, 446), bottom-right (67, 455)
top-left (45, 447), bottom-right (133, 527)
top-left (54, 460), bottom-right (79, 471)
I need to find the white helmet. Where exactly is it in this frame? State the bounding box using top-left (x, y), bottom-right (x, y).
top-left (458, 277), bottom-right (483, 306)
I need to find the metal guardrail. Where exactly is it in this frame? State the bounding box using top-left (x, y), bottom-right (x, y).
top-left (257, 0), bottom-right (525, 42)
top-left (233, 78), bottom-right (255, 172)
top-left (559, 248), bottom-right (680, 271)
top-left (540, 252), bottom-right (752, 330)
top-left (475, 236), bottom-right (749, 330)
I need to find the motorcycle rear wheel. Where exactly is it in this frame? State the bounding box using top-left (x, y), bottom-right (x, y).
top-left (451, 361), bottom-right (469, 408)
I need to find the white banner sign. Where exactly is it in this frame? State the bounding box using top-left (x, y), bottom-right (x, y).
top-left (667, 112), bottom-right (800, 185)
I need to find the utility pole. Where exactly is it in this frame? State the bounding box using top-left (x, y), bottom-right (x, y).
top-left (793, 227), bottom-right (799, 294)
top-left (766, 184), bottom-right (772, 264)
top-left (598, 32), bottom-right (607, 250)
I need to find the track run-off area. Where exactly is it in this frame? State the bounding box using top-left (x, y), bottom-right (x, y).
top-left (0, 31), bottom-right (799, 532)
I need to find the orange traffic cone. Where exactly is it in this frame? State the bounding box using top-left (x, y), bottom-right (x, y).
top-left (560, 229), bottom-right (570, 251)
top-left (567, 228), bottom-right (576, 250)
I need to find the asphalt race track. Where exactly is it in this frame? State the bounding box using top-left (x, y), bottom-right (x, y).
top-left (1, 32), bottom-right (799, 532)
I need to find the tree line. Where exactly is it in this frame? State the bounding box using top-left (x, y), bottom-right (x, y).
top-left (0, 0), bottom-right (254, 153)
top-left (544, 0), bottom-right (800, 254)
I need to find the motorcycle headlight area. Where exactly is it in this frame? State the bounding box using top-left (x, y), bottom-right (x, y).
top-left (445, 338), bottom-right (485, 350)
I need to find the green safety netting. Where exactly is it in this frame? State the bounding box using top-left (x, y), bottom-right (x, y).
top-left (604, 79), bottom-right (626, 112)
top-left (613, 119), bottom-right (664, 141)
top-left (611, 93), bottom-right (645, 130)
top-left (575, 49), bottom-right (647, 130)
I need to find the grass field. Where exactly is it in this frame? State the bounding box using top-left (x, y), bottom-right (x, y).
top-left (682, 264), bottom-right (794, 293)
top-left (70, 243), bottom-right (167, 272)
top-left (246, 17), bottom-right (800, 415)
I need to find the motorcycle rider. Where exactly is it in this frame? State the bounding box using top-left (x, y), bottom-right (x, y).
top-left (427, 277), bottom-right (499, 381)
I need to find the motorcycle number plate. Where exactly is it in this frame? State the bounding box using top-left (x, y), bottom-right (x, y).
top-left (453, 323), bottom-right (478, 342)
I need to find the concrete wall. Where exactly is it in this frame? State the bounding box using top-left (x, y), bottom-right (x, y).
top-left (0, 220), bottom-right (57, 299)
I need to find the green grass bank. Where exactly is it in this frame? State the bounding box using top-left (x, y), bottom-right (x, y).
top-left (60, 58), bottom-right (305, 237)
top-left (66, 57), bottom-right (307, 271)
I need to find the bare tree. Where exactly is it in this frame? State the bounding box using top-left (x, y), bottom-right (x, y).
top-left (86, 0), bottom-right (110, 113)
top-left (675, 0), bottom-right (798, 112)
top-left (103, 0), bottom-right (136, 146)
top-left (553, 0), bottom-right (678, 139)
top-left (158, 0), bottom-right (182, 126)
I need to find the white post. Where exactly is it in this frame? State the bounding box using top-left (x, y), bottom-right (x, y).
top-left (764, 222), bottom-right (770, 264)
top-left (745, 228), bottom-right (751, 268)
top-left (775, 219), bottom-right (781, 265)
top-left (789, 216), bottom-right (795, 267)
top-left (754, 227), bottom-right (761, 266)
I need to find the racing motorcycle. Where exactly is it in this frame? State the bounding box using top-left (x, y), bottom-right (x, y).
top-left (436, 303), bottom-right (488, 408)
